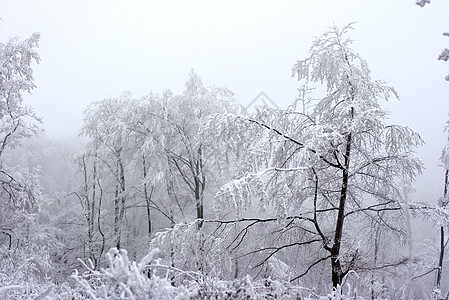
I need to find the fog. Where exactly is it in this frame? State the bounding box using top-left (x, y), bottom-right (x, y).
top-left (1, 1), bottom-right (449, 296)
top-left (2, 0), bottom-right (447, 200)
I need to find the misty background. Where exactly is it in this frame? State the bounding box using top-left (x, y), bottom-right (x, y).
top-left (1, 0), bottom-right (448, 227)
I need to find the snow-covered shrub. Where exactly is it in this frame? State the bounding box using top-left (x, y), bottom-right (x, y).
top-left (72, 247), bottom-right (367, 299)
top-left (0, 245), bottom-right (57, 299)
top-left (149, 220), bottom-right (232, 281)
top-left (194, 275), bottom-right (313, 299)
top-left (72, 247), bottom-right (194, 299)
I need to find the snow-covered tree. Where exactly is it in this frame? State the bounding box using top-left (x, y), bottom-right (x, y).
top-left (122, 73), bottom-right (240, 276)
top-left (204, 24), bottom-right (423, 293)
top-left (70, 152), bottom-right (105, 268)
top-left (416, 0), bottom-right (431, 7)
top-left (163, 72), bottom-right (235, 228)
top-left (0, 32), bottom-right (42, 248)
top-left (76, 73), bottom-right (237, 276)
top-left (128, 72), bottom-right (236, 228)
top-left (0, 33), bottom-right (41, 157)
top-left (435, 115), bottom-right (449, 294)
top-left (438, 33), bottom-right (449, 81)
top-left (290, 23), bottom-right (423, 288)
top-left (0, 33), bottom-right (68, 300)
top-left (415, 0), bottom-right (449, 81)
top-left (80, 93), bottom-right (135, 251)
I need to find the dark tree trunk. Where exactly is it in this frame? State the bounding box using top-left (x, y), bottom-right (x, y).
top-left (97, 177), bottom-right (105, 268)
top-left (331, 130), bottom-right (352, 288)
top-left (114, 183), bottom-right (120, 249)
top-left (142, 155), bottom-right (152, 238)
top-left (90, 158), bottom-right (97, 265)
top-left (437, 225), bottom-right (444, 289)
top-left (371, 218), bottom-right (382, 300)
top-left (118, 157), bottom-right (126, 224)
top-left (113, 152), bottom-right (127, 250)
top-left (437, 169), bottom-right (448, 289)
top-left (195, 146), bottom-right (205, 229)
top-left (81, 155), bottom-right (95, 261)
top-left (195, 181), bottom-right (203, 228)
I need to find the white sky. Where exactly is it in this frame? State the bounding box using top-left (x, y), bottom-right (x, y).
top-left (1, 0), bottom-right (448, 202)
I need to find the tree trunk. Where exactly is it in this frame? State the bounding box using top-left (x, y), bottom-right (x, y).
top-left (142, 155), bottom-right (152, 239)
top-left (437, 225), bottom-right (444, 289)
top-left (195, 146), bottom-right (205, 229)
top-left (331, 130), bottom-right (352, 288)
top-left (96, 177), bottom-right (105, 268)
top-left (194, 176), bottom-right (203, 229)
top-left (115, 156), bottom-right (126, 249)
top-left (371, 219), bottom-right (382, 300)
top-left (90, 158), bottom-right (97, 265)
top-left (114, 183), bottom-right (120, 249)
top-left (81, 155), bottom-right (94, 261)
top-left (437, 169), bottom-right (448, 289)
top-left (118, 157), bottom-right (126, 223)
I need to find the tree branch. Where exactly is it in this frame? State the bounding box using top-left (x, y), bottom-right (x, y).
top-left (290, 255), bottom-right (331, 282)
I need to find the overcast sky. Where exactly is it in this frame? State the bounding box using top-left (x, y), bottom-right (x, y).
top-left (1, 0), bottom-right (448, 202)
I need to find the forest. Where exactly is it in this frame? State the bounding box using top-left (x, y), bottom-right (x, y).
top-left (1, 1), bottom-right (449, 300)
